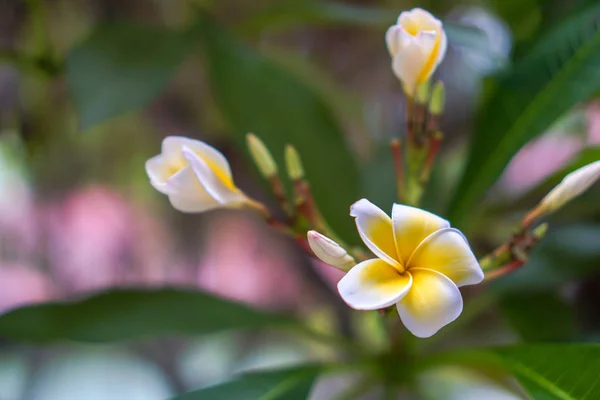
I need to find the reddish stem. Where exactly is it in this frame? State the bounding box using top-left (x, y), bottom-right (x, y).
top-left (421, 133), bottom-right (442, 181)
top-left (269, 175), bottom-right (290, 214)
top-left (484, 258), bottom-right (525, 280)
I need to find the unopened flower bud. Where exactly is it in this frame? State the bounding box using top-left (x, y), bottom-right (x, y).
top-left (429, 81), bottom-right (445, 115)
top-left (307, 230), bottom-right (355, 271)
top-left (386, 8), bottom-right (447, 96)
top-left (247, 133), bottom-right (278, 178)
top-left (416, 80), bottom-right (431, 105)
top-left (536, 160), bottom-right (600, 216)
top-left (285, 145), bottom-right (304, 180)
top-left (532, 223), bottom-right (549, 241)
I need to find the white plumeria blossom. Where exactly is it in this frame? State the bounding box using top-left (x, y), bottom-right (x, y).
top-left (145, 136), bottom-right (247, 213)
top-left (386, 8), bottom-right (447, 95)
top-left (307, 230), bottom-right (355, 272)
top-left (337, 199), bottom-right (483, 338)
top-left (537, 160), bottom-right (600, 216)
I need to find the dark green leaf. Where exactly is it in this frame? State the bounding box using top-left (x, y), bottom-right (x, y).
top-left (196, 17), bottom-right (358, 238)
top-left (499, 291), bottom-right (575, 342)
top-left (66, 22), bottom-right (189, 130)
top-left (449, 4), bottom-right (600, 229)
top-left (0, 288), bottom-right (296, 342)
top-left (428, 344), bottom-right (600, 400)
top-left (174, 367), bottom-right (320, 400)
top-left (493, 345), bottom-right (600, 400)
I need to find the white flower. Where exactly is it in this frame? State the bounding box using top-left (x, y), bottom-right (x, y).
top-left (337, 199), bottom-right (483, 338)
top-left (307, 230), bottom-right (355, 271)
top-left (386, 8), bottom-right (447, 95)
top-left (145, 136), bottom-right (247, 212)
top-left (537, 160), bottom-right (600, 216)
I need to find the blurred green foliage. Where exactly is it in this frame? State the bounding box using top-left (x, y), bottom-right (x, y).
top-left (67, 22), bottom-right (190, 130)
top-left (431, 344), bottom-right (600, 399)
top-left (2, 0), bottom-right (600, 398)
top-left (449, 2), bottom-right (600, 229)
top-left (175, 367), bottom-right (320, 400)
top-left (195, 15), bottom-right (359, 238)
top-left (0, 289), bottom-right (295, 342)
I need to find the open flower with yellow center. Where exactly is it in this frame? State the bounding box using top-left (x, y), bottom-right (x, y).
top-left (336, 199), bottom-right (483, 338)
top-left (145, 136), bottom-right (247, 213)
top-left (386, 8), bottom-right (447, 96)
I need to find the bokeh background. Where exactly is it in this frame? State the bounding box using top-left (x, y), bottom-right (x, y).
top-left (0, 0), bottom-right (599, 398)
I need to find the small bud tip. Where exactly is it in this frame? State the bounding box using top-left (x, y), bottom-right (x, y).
top-left (285, 144), bottom-right (305, 180)
top-left (246, 133), bottom-right (277, 178)
top-left (429, 81), bottom-right (445, 115)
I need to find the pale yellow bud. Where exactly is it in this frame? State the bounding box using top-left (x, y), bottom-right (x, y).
top-left (285, 145), bottom-right (304, 180)
top-left (307, 230), bottom-right (355, 271)
top-left (246, 133), bottom-right (278, 178)
top-left (386, 8), bottom-right (447, 96)
top-left (429, 81), bottom-right (445, 115)
top-left (416, 80), bottom-right (431, 105)
top-left (537, 160), bottom-right (600, 215)
top-left (145, 136), bottom-right (247, 213)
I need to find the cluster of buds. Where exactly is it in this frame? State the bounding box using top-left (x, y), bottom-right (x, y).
top-left (386, 9), bottom-right (448, 206)
top-left (144, 7), bottom-right (600, 339)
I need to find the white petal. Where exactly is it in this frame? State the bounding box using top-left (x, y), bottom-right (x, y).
top-left (338, 259), bottom-right (412, 310)
top-left (398, 8), bottom-right (439, 31)
top-left (386, 25), bottom-right (413, 57)
top-left (436, 29), bottom-right (448, 65)
top-left (392, 37), bottom-right (433, 95)
top-left (165, 166), bottom-right (219, 212)
top-left (391, 203), bottom-right (449, 265)
top-left (349, 199), bottom-right (401, 268)
top-left (182, 146), bottom-right (245, 206)
top-left (407, 228), bottom-right (483, 287)
top-left (162, 136), bottom-right (233, 180)
top-left (145, 155), bottom-right (170, 194)
top-left (396, 268), bottom-right (462, 338)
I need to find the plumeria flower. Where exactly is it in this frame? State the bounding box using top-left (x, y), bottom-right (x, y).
top-left (386, 8), bottom-right (447, 96)
top-left (332, 199), bottom-right (482, 338)
top-left (145, 136), bottom-right (248, 213)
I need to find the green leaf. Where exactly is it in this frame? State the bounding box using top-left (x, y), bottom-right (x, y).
top-left (0, 288), bottom-right (296, 342)
top-left (196, 16), bottom-right (358, 238)
top-left (494, 345), bottom-right (600, 400)
top-left (448, 4), bottom-right (600, 229)
top-left (428, 344), bottom-right (600, 400)
top-left (66, 22), bottom-right (189, 130)
top-left (174, 367), bottom-right (320, 400)
top-left (499, 291), bottom-right (575, 342)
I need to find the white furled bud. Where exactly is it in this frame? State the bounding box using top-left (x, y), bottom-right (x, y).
top-left (537, 160), bottom-right (600, 215)
top-left (307, 230), bottom-right (355, 271)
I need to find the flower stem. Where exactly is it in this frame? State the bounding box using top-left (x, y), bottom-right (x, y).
top-left (269, 175), bottom-right (292, 216)
top-left (390, 139), bottom-right (405, 203)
